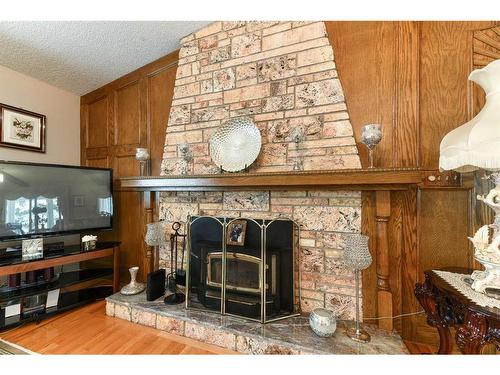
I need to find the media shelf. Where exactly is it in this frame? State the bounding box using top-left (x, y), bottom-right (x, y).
top-left (0, 268), bottom-right (113, 303)
top-left (0, 242), bottom-right (120, 332)
top-left (0, 241), bottom-right (120, 268)
top-left (1, 286), bottom-right (113, 331)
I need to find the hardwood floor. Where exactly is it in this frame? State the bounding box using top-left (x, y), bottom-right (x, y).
top-left (0, 301), bottom-right (237, 354)
top-left (403, 340), bottom-right (437, 354)
top-left (1, 300), bottom-right (439, 355)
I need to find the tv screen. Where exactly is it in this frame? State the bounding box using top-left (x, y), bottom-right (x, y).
top-left (0, 161), bottom-right (113, 241)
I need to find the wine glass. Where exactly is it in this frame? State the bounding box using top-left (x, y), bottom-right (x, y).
top-left (135, 148), bottom-right (150, 176)
top-left (361, 124), bottom-right (382, 169)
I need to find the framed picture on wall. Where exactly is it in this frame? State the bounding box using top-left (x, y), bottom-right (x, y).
top-left (0, 103), bottom-right (46, 153)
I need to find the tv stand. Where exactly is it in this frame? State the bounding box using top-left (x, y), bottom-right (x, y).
top-left (0, 242), bottom-right (120, 331)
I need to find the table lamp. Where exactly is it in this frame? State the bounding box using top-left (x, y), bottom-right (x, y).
top-left (439, 59), bottom-right (500, 294)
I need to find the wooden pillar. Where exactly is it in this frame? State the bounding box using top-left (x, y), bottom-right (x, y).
top-left (141, 191), bottom-right (156, 280)
top-left (375, 190), bottom-right (393, 330)
top-left (153, 191), bottom-right (160, 271)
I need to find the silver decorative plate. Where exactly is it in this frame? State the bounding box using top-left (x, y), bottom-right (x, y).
top-left (209, 117), bottom-right (262, 172)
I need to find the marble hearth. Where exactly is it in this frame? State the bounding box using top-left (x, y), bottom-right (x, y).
top-left (106, 293), bottom-right (408, 354)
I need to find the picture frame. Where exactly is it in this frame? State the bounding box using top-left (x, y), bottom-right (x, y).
top-left (22, 238), bottom-right (44, 261)
top-left (226, 219), bottom-right (247, 246)
top-left (0, 103), bottom-right (46, 153)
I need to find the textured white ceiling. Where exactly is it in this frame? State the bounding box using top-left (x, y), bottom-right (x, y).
top-left (0, 21), bottom-right (211, 95)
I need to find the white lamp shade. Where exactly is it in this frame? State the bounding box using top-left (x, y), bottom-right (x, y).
top-left (439, 59), bottom-right (500, 173)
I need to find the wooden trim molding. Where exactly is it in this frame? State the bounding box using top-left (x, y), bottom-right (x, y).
top-left (473, 26), bottom-right (500, 67)
top-left (116, 168), bottom-right (427, 192)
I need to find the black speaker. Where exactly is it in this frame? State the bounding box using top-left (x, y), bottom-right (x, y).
top-left (146, 269), bottom-right (166, 301)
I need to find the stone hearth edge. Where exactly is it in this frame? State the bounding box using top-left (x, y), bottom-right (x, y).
top-left (106, 292), bottom-right (408, 354)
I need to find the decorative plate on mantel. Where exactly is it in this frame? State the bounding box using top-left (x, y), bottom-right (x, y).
top-left (209, 117), bottom-right (262, 172)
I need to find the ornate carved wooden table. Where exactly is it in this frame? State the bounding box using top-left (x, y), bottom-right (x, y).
top-left (415, 268), bottom-right (499, 354)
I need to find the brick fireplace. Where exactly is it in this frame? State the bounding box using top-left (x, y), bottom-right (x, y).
top-left (159, 21), bottom-right (362, 320)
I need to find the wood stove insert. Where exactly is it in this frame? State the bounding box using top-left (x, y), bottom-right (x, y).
top-left (186, 216), bottom-right (299, 323)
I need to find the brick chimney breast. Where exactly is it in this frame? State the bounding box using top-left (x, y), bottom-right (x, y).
top-left (160, 21), bottom-right (362, 319)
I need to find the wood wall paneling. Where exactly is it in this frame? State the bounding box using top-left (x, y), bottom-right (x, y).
top-left (419, 189), bottom-right (473, 273)
top-left (393, 22), bottom-right (419, 167)
top-left (419, 22), bottom-right (496, 169)
top-left (80, 50), bottom-right (179, 281)
top-left (80, 49), bottom-right (179, 172)
top-left (86, 156), bottom-right (109, 169)
top-left (86, 96), bottom-right (109, 149)
top-left (114, 155), bottom-right (140, 178)
top-left (147, 64), bottom-right (178, 176)
top-left (326, 22), bottom-right (396, 169)
top-left (114, 81), bottom-right (142, 147)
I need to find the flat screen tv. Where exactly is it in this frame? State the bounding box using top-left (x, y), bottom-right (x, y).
top-left (0, 161), bottom-right (113, 241)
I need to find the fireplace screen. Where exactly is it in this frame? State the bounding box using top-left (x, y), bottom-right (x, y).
top-left (186, 216), bottom-right (300, 323)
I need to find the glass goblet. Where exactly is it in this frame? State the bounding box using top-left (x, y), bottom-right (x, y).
top-left (360, 124), bottom-right (383, 169)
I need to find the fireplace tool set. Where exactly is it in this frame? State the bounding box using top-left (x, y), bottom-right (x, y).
top-left (144, 220), bottom-right (186, 304)
top-left (164, 221), bottom-right (186, 305)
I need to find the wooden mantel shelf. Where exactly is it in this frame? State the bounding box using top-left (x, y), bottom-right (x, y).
top-left (116, 168), bottom-right (429, 192)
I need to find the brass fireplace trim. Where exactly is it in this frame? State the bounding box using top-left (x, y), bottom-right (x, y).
top-left (204, 290), bottom-right (275, 306)
top-left (206, 251), bottom-right (262, 294)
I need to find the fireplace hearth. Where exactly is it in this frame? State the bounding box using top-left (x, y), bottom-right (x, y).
top-left (186, 216), bottom-right (300, 323)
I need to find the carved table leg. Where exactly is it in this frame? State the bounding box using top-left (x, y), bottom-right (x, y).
top-left (415, 279), bottom-right (453, 354)
top-left (456, 311), bottom-right (488, 354)
top-left (436, 326), bottom-right (453, 354)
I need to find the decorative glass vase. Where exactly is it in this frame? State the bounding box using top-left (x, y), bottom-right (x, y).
top-left (120, 266), bottom-right (146, 295)
top-left (309, 308), bottom-right (337, 337)
top-left (135, 148), bottom-right (150, 176)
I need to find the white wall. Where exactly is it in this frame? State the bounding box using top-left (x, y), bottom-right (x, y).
top-left (0, 64), bottom-right (80, 165)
